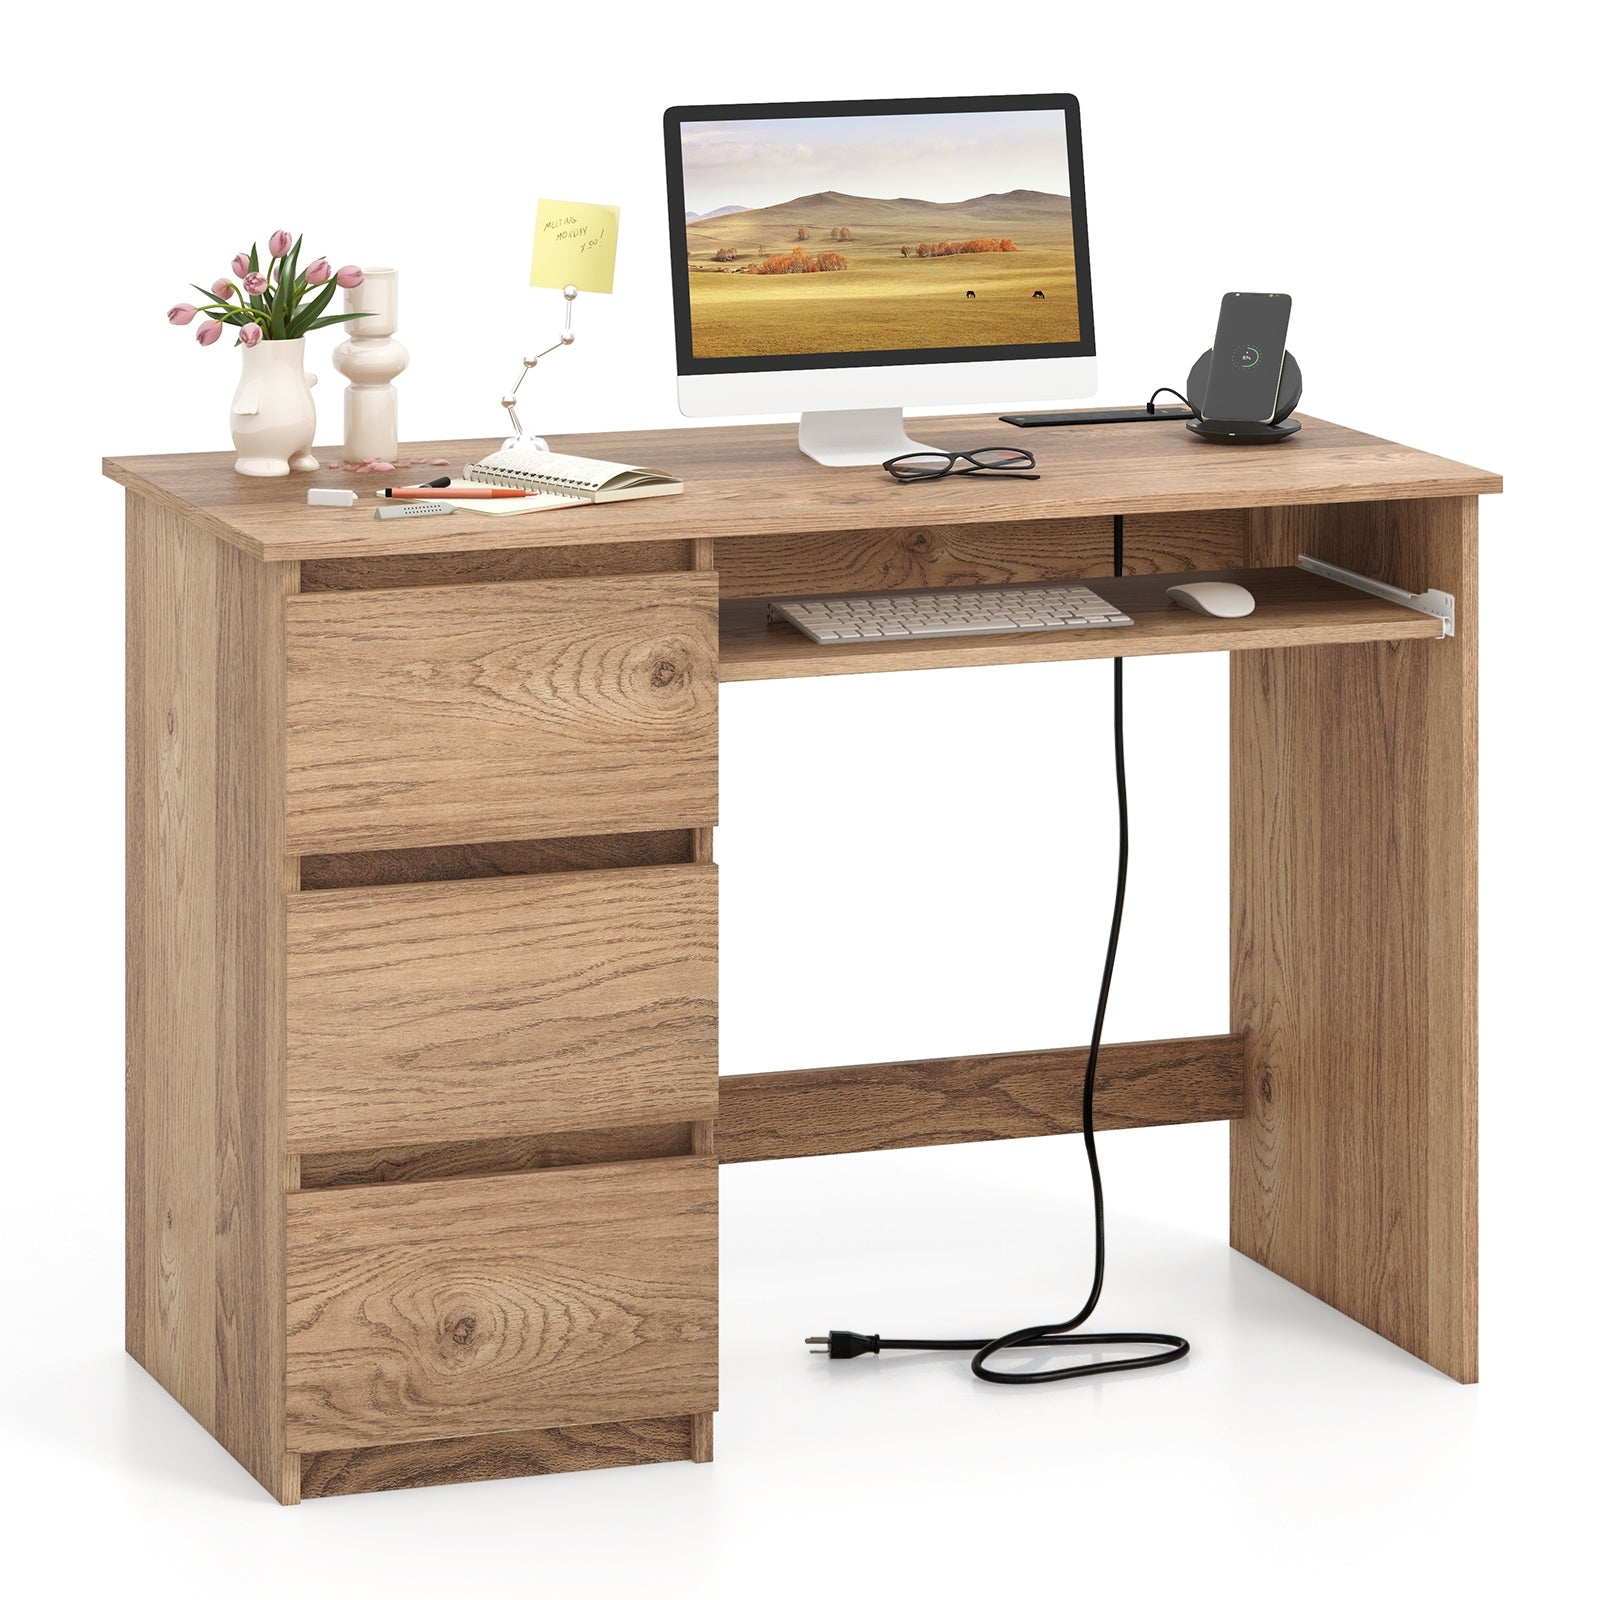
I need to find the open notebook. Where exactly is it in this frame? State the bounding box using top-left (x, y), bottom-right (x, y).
top-left (448, 444), bottom-right (684, 515)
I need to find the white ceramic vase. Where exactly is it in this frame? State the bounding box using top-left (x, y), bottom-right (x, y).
top-left (230, 338), bottom-right (319, 477)
top-left (333, 267), bottom-right (408, 464)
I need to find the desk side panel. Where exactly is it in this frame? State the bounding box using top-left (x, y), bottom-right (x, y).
top-left (1230, 498), bottom-right (1478, 1381)
top-left (127, 499), bottom-right (294, 1495)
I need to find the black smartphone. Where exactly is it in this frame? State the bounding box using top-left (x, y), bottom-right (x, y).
top-left (1201, 292), bottom-right (1292, 423)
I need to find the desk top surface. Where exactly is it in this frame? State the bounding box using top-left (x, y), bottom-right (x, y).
top-left (105, 412), bottom-right (1500, 564)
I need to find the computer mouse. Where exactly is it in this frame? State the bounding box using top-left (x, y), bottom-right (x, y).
top-left (1167, 581), bottom-right (1256, 618)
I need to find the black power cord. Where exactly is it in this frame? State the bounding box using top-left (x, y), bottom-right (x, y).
top-left (807, 515), bottom-right (1191, 1386)
top-left (1146, 385), bottom-right (1197, 417)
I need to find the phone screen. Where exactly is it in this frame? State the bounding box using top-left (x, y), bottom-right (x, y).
top-left (1201, 293), bottom-right (1292, 423)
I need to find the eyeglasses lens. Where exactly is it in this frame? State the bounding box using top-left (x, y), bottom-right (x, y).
top-left (888, 454), bottom-right (955, 479)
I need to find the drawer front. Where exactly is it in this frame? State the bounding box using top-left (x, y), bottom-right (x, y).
top-left (286, 864), bottom-right (717, 1152)
top-left (285, 572), bottom-right (718, 853)
top-left (285, 1159), bottom-right (717, 1451)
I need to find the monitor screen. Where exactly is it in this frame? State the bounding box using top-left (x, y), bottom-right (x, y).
top-left (664, 95), bottom-right (1093, 376)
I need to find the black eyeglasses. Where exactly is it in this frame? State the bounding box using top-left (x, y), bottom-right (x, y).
top-left (883, 447), bottom-right (1039, 483)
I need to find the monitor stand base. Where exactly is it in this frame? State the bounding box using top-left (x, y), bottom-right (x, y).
top-left (797, 408), bottom-right (936, 468)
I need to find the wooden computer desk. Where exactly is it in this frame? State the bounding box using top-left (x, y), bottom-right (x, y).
top-left (106, 413), bottom-right (1497, 1502)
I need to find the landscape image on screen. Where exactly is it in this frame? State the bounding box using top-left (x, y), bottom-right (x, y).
top-left (679, 110), bottom-right (1079, 359)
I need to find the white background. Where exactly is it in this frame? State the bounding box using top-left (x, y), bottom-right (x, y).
top-left (2, 2), bottom-right (1594, 1594)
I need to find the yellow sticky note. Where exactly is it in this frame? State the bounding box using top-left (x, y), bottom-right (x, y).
top-left (530, 199), bottom-right (621, 294)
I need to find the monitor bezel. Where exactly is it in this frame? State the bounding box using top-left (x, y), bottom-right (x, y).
top-left (663, 93), bottom-right (1095, 377)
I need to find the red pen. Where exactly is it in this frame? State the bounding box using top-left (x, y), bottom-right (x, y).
top-left (378, 485), bottom-right (532, 499)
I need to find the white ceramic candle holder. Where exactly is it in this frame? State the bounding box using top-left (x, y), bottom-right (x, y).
top-left (332, 267), bottom-right (408, 463)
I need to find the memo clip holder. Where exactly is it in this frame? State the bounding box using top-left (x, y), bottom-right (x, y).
top-left (499, 284), bottom-right (580, 450)
top-left (1185, 349), bottom-right (1303, 444)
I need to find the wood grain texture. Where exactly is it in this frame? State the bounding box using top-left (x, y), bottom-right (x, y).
top-left (103, 415), bottom-right (1502, 563)
top-left (297, 1124), bottom-right (697, 1190)
top-left (689, 540), bottom-right (717, 903)
top-left (691, 527), bottom-right (715, 890)
top-left (721, 565), bottom-right (1441, 683)
top-left (717, 1035), bottom-right (1243, 1163)
top-left (299, 540), bottom-right (694, 592)
top-left (713, 510), bottom-right (1244, 599)
top-left (285, 1160), bottom-right (718, 1450)
top-left (1230, 498), bottom-right (1478, 1381)
top-left (299, 1415), bottom-right (697, 1497)
top-left (285, 572), bottom-right (718, 852)
top-left (688, 1110), bottom-right (716, 1480)
top-left (286, 865), bottom-right (718, 1151)
top-left (298, 828), bottom-right (695, 890)
top-left (114, 420), bottom-right (1493, 1503)
top-left (126, 497), bottom-right (294, 1499)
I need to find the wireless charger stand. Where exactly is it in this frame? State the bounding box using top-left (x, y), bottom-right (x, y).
top-left (1186, 415), bottom-right (1301, 443)
top-left (1185, 350), bottom-right (1303, 445)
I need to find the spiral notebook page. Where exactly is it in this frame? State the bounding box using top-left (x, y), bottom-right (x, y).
top-left (437, 488), bottom-right (586, 517)
top-left (464, 445), bottom-right (683, 501)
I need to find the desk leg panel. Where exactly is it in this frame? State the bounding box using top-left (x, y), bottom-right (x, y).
top-left (126, 498), bottom-right (297, 1496)
top-left (1231, 498), bottom-right (1478, 1381)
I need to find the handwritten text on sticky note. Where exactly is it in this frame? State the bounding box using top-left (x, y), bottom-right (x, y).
top-left (530, 199), bottom-right (621, 294)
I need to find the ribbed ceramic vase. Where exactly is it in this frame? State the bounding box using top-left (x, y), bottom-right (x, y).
top-left (230, 338), bottom-right (319, 477)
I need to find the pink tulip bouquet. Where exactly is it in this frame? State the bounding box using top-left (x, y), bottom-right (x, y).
top-left (167, 231), bottom-right (368, 347)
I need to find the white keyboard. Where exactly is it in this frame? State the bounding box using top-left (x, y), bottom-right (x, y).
top-left (768, 582), bottom-right (1134, 644)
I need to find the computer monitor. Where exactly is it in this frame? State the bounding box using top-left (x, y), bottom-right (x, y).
top-left (663, 93), bottom-right (1095, 465)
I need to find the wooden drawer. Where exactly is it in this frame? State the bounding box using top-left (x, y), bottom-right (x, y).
top-left (285, 1158), bottom-right (717, 1451)
top-left (286, 864), bottom-right (716, 1152)
top-left (285, 572), bottom-right (718, 853)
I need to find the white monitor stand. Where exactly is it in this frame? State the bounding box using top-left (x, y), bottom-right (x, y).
top-left (678, 357), bottom-right (1097, 469)
top-left (796, 408), bottom-right (937, 469)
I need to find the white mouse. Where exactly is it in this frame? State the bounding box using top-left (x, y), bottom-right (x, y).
top-left (1167, 581), bottom-right (1256, 618)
